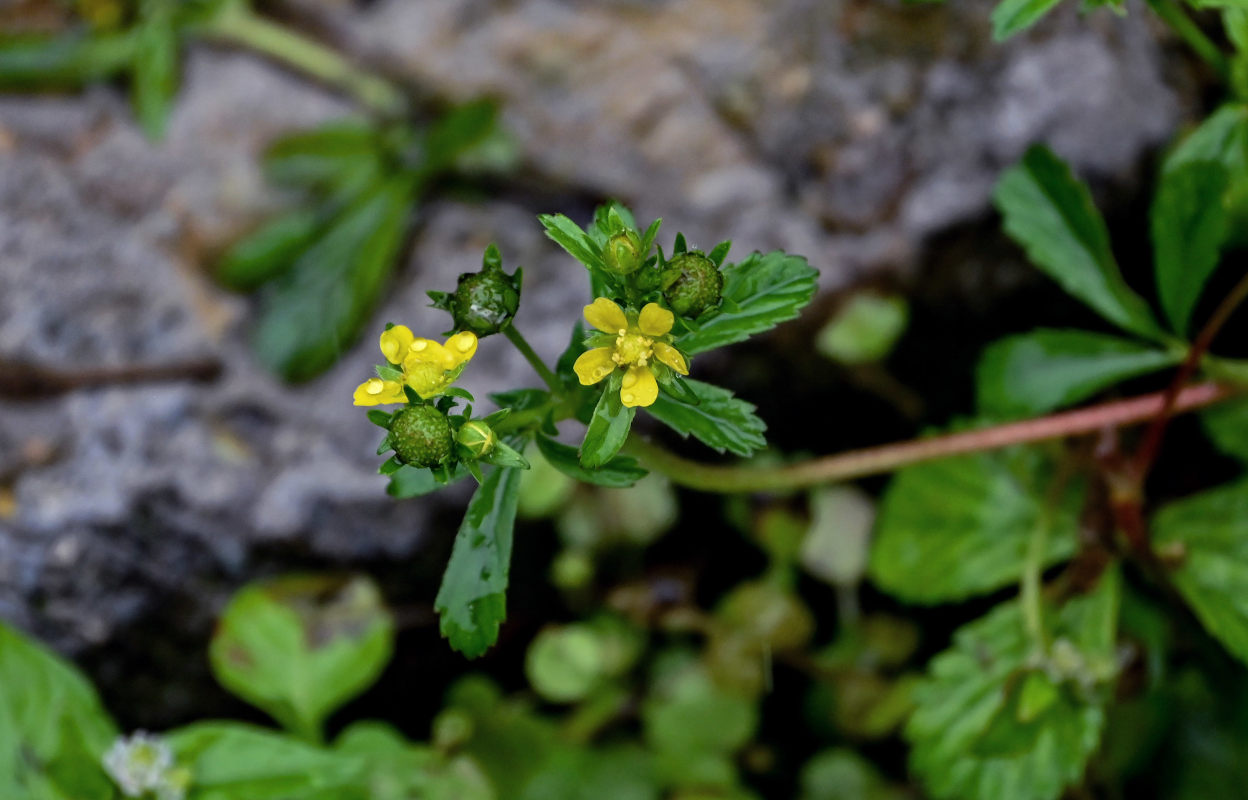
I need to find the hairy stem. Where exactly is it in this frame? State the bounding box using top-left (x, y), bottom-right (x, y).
top-left (503, 326), bottom-right (563, 394)
top-left (626, 382), bottom-right (1236, 493)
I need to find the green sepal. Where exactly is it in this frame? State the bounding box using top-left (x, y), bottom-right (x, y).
top-left (375, 435), bottom-right (392, 456)
top-left (378, 457), bottom-right (403, 476)
top-left (658, 373), bottom-right (702, 406)
top-left (402, 385), bottom-right (421, 404)
top-left (366, 410), bottom-right (393, 428)
top-left (640, 219), bottom-right (663, 254)
top-left (480, 440), bottom-right (530, 470)
top-left (376, 364), bottom-right (403, 381)
top-left (444, 386), bottom-right (475, 402)
top-left (466, 460), bottom-right (486, 485)
top-left (673, 233), bottom-right (688, 254)
top-left (481, 408), bottom-right (511, 428)
top-left (707, 240), bottom-right (732, 266)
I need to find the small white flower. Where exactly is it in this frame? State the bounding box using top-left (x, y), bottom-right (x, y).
top-left (102, 731), bottom-right (185, 800)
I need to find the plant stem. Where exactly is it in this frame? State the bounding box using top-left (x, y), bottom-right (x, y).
top-left (503, 325), bottom-right (563, 394)
top-left (1020, 515), bottom-right (1050, 653)
top-left (626, 381), bottom-right (1236, 493)
top-left (197, 2), bottom-right (406, 117)
top-left (1147, 0), bottom-right (1231, 82)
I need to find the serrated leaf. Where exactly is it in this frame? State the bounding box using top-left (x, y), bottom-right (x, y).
top-left (1201, 397), bottom-right (1248, 461)
top-left (263, 119), bottom-right (384, 198)
top-left (907, 574), bottom-right (1120, 800)
top-left (0, 622), bottom-right (119, 799)
top-left (0, 32), bottom-right (135, 90)
top-left (435, 465), bottom-right (523, 658)
top-left (1151, 161), bottom-right (1230, 335)
top-left (423, 98), bottom-right (515, 175)
top-left (209, 575), bottom-right (394, 741)
top-left (991, 0), bottom-right (1063, 40)
top-left (676, 251), bottom-right (818, 355)
top-left (869, 446), bottom-right (1081, 604)
top-left (539, 214), bottom-right (603, 271)
top-left (580, 384), bottom-right (635, 468)
top-left (975, 329), bottom-right (1180, 418)
top-left (216, 210), bottom-right (320, 291)
top-left (1153, 479), bottom-right (1248, 665)
top-left (535, 434), bottom-right (648, 487)
top-left (994, 146), bottom-right (1163, 340)
top-left (646, 379), bottom-right (767, 457)
top-left (132, 0), bottom-right (179, 140)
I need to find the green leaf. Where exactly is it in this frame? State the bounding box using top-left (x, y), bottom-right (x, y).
top-left (0, 622), bottom-right (119, 800)
top-left (263, 119), bottom-right (384, 197)
top-left (994, 146), bottom-right (1163, 340)
top-left (676, 251), bottom-right (818, 355)
top-left (535, 435), bottom-right (648, 487)
top-left (386, 464), bottom-right (467, 497)
top-left (1151, 161), bottom-right (1230, 335)
top-left (907, 574), bottom-right (1120, 800)
top-left (208, 574), bottom-right (395, 740)
top-left (816, 293), bottom-right (909, 365)
top-left (991, 0), bottom-right (1063, 40)
top-left (869, 445), bottom-right (1081, 604)
top-left (975, 329), bottom-right (1180, 418)
top-left (132, 0), bottom-right (179, 140)
top-left (253, 176), bottom-right (415, 382)
top-left (423, 99), bottom-right (516, 175)
top-left (1201, 397), bottom-right (1248, 461)
top-left (580, 384), bottom-right (635, 468)
top-left (0, 32), bottom-right (134, 89)
top-left (539, 214), bottom-right (604, 272)
top-left (1153, 479), bottom-right (1248, 665)
top-left (800, 749), bottom-right (908, 800)
top-left (216, 210), bottom-right (320, 291)
top-left (647, 379), bottom-right (767, 457)
top-left (435, 465), bottom-right (523, 658)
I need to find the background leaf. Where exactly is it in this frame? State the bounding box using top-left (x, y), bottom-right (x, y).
top-left (994, 146), bottom-right (1163, 340)
top-left (0, 33), bottom-right (135, 89)
top-left (209, 574), bottom-right (395, 740)
top-left (869, 445), bottom-right (1081, 604)
top-left (536, 435), bottom-right (648, 487)
top-left (216, 210), bottom-right (321, 291)
top-left (1151, 161), bottom-right (1229, 335)
top-left (975, 329), bottom-right (1180, 418)
top-left (676, 251), bottom-right (818, 355)
top-left (1200, 397), bottom-right (1248, 461)
top-left (646, 379), bottom-right (767, 457)
top-left (132, 0), bottom-right (179, 140)
top-left (436, 465), bottom-right (523, 658)
top-left (991, 0), bottom-right (1063, 41)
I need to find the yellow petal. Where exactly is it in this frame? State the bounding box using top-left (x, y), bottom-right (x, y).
top-left (652, 342), bottom-right (688, 375)
top-left (620, 365), bottom-right (659, 408)
top-left (444, 331), bottom-right (478, 367)
top-left (379, 325), bottom-right (415, 364)
top-left (584, 297), bottom-right (628, 334)
top-left (637, 303), bottom-right (674, 336)
top-left (573, 347), bottom-right (616, 386)
top-left (404, 361), bottom-right (450, 398)
top-left (404, 338), bottom-right (455, 369)
top-left (353, 378), bottom-right (406, 406)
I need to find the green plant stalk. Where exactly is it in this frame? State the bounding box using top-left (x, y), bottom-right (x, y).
top-left (1147, 0), bottom-right (1231, 81)
top-left (503, 325), bottom-right (563, 394)
top-left (625, 381), bottom-right (1236, 493)
top-left (197, 2), bottom-right (405, 117)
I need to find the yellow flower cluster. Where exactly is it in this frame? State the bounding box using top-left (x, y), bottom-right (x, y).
top-left (573, 298), bottom-right (688, 408)
top-left (353, 325), bottom-right (478, 406)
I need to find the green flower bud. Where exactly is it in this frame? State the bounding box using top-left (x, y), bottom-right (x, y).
top-left (603, 229), bottom-right (644, 275)
top-left (389, 405), bottom-right (454, 467)
top-left (662, 252), bottom-right (723, 317)
top-left (429, 244), bottom-right (521, 337)
top-left (456, 420), bottom-right (497, 459)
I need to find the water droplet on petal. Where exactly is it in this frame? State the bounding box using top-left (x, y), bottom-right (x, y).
top-left (622, 392), bottom-right (635, 403)
top-left (410, 341), bottom-right (428, 352)
top-left (366, 379), bottom-right (383, 395)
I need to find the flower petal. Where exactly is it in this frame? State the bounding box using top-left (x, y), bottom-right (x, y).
top-left (573, 347), bottom-right (616, 385)
top-left (637, 303), bottom-right (674, 336)
top-left (620, 365), bottom-right (659, 408)
top-left (584, 297), bottom-right (628, 334)
top-left (652, 342), bottom-right (688, 375)
top-left (404, 361), bottom-right (451, 398)
top-left (444, 331), bottom-right (478, 367)
top-left (379, 325), bottom-right (415, 364)
top-left (353, 378), bottom-right (406, 406)
top-left (404, 338), bottom-right (455, 369)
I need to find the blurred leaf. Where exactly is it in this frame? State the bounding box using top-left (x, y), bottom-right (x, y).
top-left (0, 32), bottom-right (134, 89)
top-left (801, 485), bottom-right (876, 588)
top-left (580, 383), bottom-right (635, 468)
top-left (386, 463), bottom-right (469, 498)
top-left (676, 251), bottom-right (818, 355)
top-left (216, 210), bottom-right (320, 291)
top-left (209, 574), bottom-right (395, 741)
top-left (647, 379), bottom-right (767, 457)
top-left (1200, 397), bottom-right (1248, 461)
top-left (525, 625), bottom-right (606, 703)
top-left (334, 722), bottom-right (495, 800)
top-left (263, 119), bottom-right (384, 199)
top-left (436, 465), bottom-right (523, 658)
top-left (799, 749), bottom-right (908, 800)
top-left (869, 445), bottom-right (1081, 604)
top-left (518, 443), bottom-right (576, 518)
top-left (520, 745), bottom-right (657, 800)
top-left (536, 435), bottom-right (648, 488)
top-left (1151, 161), bottom-right (1229, 334)
top-left (907, 573), bottom-right (1120, 800)
top-left (1153, 478), bottom-right (1248, 666)
top-left (991, 0), bottom-right (1063, 40)
top-left (132, 0), bottom-right (178, 140)
top-left (817, 294), bottom-right (909, 365)
top-left (424, 99), bottom-right (517, 175)
top-left (975, 329), bottom-right (1180, 418)
top-left (0, 622), bottom-right (119, 800)
top-left (994, 146), bottom-right (1163, 340)
top-left (253, 175), bottom-right (415, 382)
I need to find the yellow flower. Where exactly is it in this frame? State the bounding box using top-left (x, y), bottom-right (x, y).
top-left (573, 298), bottom-right (688, 408)
top-left (353, 326), bottom-right (479, 405)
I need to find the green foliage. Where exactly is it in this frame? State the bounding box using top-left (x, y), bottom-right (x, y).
top-left (1151, 161), bottom-right (1230, 334)
top-left (580, 380), bottom-right (636, 468)
top-left (991, 0), bottom-right (1064, 41)
top-left (535, 435), bottom-right (648, 487)
top-left (816, 293), bottom-right (909, 366)
top-left (646, 379), bottom-right (767, 457)
top-left (1201, 397), bottom-right (1248, 460)
top-left (870, 446), bottom-right (1081, 603)
top-left (435, 465), bottom-right (523, 658)
top-left (976, 329), bottom-right (1180, 418)
top-left (132, 0), bottom-right (179, 139)
top-left (209, 575), bottom-right (395, 741)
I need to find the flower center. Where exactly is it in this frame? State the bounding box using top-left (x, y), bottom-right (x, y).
top-left (612, 330), bottom-right (654, 367)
